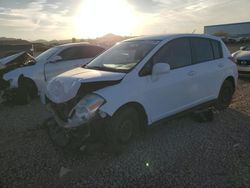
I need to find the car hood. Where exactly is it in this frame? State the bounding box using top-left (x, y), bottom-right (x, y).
top-left (232, 50), bottom-right (250, 60)
top-left (46, 67), bottom-right (126, 103)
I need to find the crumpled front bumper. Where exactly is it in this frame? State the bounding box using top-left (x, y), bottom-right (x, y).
top-left (238, 65), bottom-right (250, 77)
top-left (47, 103), bottom-right (110, 141)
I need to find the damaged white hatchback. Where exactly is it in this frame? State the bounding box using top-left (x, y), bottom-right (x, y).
top-left (44, 34), bottom-right (238, 150)
top-left (2, 43), bottom-right (105, 104)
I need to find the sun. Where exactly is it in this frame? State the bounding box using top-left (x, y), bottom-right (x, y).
top-left (74, 0), bottom-right (140, 38)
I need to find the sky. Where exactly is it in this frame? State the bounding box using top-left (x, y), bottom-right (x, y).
top-left (0, 0), bottom-right (249, 40)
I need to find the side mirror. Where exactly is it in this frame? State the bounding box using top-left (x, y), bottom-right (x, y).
top-left (152, 63), bottom-right (170, 76)
top-left (151, 63), bottom-right (170, 81)
top-left (49, 55), bottom-right (62, 63)
top-left (240, 46), bottom-right (245, 50)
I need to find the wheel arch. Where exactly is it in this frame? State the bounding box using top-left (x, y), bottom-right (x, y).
top-left (113, 101), bottom-right (149, 130)
top-left (18, 75), bottom-right (38, 95)
top-left (224, 76), bottom-right (236, 92)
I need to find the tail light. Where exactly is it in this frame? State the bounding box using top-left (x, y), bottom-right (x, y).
top-left (228, 56), bottom-right (237, 64)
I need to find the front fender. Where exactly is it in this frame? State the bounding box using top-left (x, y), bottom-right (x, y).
top-left (3, 70), bottom-right (20, 88)
top-left (3, 67), bottom-right (37, 89)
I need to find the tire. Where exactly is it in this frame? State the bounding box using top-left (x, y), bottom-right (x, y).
top-left (15, 87), bottom-right (32, 105)
top-left (106, 107), bottom-right (139, 144)
top-left (215, 80), bottom-right (234, 110)
top-left (15, 78), bottom-right (37, 105)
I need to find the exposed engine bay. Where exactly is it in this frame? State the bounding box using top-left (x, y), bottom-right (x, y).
top-left (0, 52), bottom-right (35, 91)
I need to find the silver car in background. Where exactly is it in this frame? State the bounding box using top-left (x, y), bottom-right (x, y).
top-left (232, 45), bottom-right (250, 77)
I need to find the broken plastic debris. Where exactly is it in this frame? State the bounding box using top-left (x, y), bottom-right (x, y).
top-left (59, 167), bottom-right (72, 178)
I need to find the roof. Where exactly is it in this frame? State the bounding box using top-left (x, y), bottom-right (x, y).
top-left (125, 33), bottom-right (220, 41)
top-left (55, 42), bottom-right (104, 49)
top-left (205, 21), bottom-right (250, 28)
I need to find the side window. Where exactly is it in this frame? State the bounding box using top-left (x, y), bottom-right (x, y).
top-left (59, 47), bottom-right (83, 60)
top-left (211, 40), bottom-right (223, 59)
top-left (191, 38), bottom-right (214, 63)
top-left (83, 46), bottom-right (105, 58)
top-left (152, 38), bottom-right (192, 69)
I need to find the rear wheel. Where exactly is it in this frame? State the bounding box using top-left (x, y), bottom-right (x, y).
top-left (215, 80), bottom-right (234, 110)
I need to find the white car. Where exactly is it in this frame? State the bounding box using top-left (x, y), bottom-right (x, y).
top-left (232, 45), bottom-right (250, 77)
top-left (44, 34), bottom-right (238, 150)
top-left (2, 43), bottom-right (105, 103)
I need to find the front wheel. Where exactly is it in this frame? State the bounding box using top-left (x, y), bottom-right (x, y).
top-left (106, 107), bottom-right (139, 145)
top-left (215, 80), bottom-right (234, 110)
top-left (15, 79), bottom-right (37, 105)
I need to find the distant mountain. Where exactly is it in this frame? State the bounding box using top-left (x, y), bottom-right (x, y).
top-left (0, 37), bottom-right (30, 45)
top-left (32, 39), bottom-right (49, 44)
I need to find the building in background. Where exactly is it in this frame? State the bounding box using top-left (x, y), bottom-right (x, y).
top-left (204, 22), bottom-right (250, 43)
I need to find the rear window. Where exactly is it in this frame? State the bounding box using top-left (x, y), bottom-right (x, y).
top-left (211, 40), bottom-right (223, 59)
top-left (191, 38), bottom-right (214, 63)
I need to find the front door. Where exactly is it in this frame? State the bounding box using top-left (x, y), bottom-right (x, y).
top-left (142, 38), bottom-right (196, 122)
top-left (44, 46), bottom-right (93, 81)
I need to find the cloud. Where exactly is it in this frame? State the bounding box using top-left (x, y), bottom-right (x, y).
top-left (131, 0), bottom-right (250, 35)
top-left (0, 0), bottom-right (73, 39)
top-left (1, 0), bottom-right (250, 39)
top-left (126, 0), bottom-right (164, 13)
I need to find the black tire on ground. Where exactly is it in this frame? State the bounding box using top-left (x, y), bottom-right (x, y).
top-left (105, 107), bottom-right (139, 145)
top-left (215, 80), bottom-right (234, 110)
top-left (192, 109), bottom-right (214, 123)
top-left (15, 78), bottom-right (37, 105)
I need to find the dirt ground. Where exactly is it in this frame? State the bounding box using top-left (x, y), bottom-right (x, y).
top-left (0, 78), bottom-right (250, 188)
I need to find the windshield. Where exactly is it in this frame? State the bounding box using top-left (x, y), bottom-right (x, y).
top-left (85, 40), bottom-right (160, 72)
top-left (35, 47), bottom-right (59, 62)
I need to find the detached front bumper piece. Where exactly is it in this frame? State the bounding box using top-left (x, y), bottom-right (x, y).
top-left (46, 117), bottom-right (91, 151)
top-left (46, 104), bottom-right (109, 151)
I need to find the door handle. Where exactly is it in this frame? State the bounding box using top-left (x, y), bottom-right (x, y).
top-left (188, 70), bottom-right (196, 76)
top-left (218, 63), bottom-right (224, 68)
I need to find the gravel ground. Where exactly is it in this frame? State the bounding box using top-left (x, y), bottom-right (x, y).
top-left (0, 78), bottom-right (250, 188)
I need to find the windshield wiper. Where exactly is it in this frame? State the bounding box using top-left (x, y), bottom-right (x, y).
top-left (85, 65), bottom-right (128, 73)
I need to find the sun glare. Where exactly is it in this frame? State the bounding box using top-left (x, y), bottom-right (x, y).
top-left (74, 0), bottom-right (140, 38)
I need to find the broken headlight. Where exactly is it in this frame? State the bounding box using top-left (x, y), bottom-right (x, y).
top-left (67, 94), bottom-right (105, 128)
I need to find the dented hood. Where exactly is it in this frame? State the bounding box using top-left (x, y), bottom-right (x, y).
top-left (0, 52), bottom-right (26, 65)
top-left (0, 51), bottom-right (35, 73)
top-left (46, 67), bottom-right (126, 103)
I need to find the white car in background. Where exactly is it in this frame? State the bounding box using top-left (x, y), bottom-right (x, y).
top-left (44, 34), bottom-right (238, 150)
top-left (232, 44), bottom-right (250, 77)
top-left (2, 43), bottom-right (105, 103)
